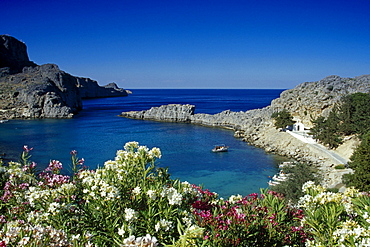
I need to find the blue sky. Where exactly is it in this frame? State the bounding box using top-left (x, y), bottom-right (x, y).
top-left (1, 0), bottom-right (369, 89)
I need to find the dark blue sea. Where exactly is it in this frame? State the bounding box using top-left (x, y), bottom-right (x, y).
top-left (0, 89), bottom-right (286, 198)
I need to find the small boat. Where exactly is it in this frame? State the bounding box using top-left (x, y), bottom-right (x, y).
top-left (212, 144), bottom-right (229, 153)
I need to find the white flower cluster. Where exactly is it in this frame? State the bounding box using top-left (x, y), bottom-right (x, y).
top-left (80, 169), bottom-right (120, 202)
top-left (0, 222), bottom-right (70, 246)
top-left (228, 194), bottom-right (243, 204)
top-left (161, 187), bottom-right (183, 205)
top-left (181, 210), bottom-right (195, 227)
top-left (299, 183), bottom-right (360, 215)
top-left (155, 219), bottom-right (173, 232)
top-left (121, 142), bottom-right (161, 161)
top-left (333, 220), bottom-right (370, 246)
top-left (132, 186), bottom-right (141, 195)
top-left (146, 189), bottom-right (157, 200)
top-left (124, 208), bottom-right (138, 222)
top-left (181, 181), bottom-right (201, 197)
top-left (122, 234), bottom-right (158, 247)
top-left (148, 147), bottom-right (162, 159)
top-left (301, 181), bottom-right (317, 193)
top-left (6, 162), bottom-right (33, 181)
top-left (47, 202), bottom-right (64, 215)
top-left (124, 141), bottom-right (139, 151)
top-left (25, 187), bottom-right (52, 207)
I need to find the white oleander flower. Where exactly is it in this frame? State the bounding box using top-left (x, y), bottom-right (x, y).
top-left (124, 208), bottom-right (138, 222)
top-left (155, 219), bottom-right (173, 232)
top-left (133, 186), bottom-right (141, 195)
top-left (301, 181), bottom-right (316, 193)
top-left (228, 194), bottom-right (242, 204)
top-left (118, 226), bottom-right (126, 236)
top-left (149, 147), bottom-right (162, 159)
top-left (146, 190), bottom-right (157, 200)
top-left (124, 141), bottom-right (139, 151)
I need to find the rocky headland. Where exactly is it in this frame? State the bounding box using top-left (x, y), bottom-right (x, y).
top-left (121, 75), bottom-right (370, 189)
top-left (0, 35), bottom-right (128, 119)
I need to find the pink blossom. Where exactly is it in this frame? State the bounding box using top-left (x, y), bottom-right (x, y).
top-left (23, 145), bottom-right (33, 153)
top-left (45, 160), bottom-right (63, 173)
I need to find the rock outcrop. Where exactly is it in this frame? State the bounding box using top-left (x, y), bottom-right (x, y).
top-left (270, 75), bottom-right (370, 127)
top-left (0, 35), bottom-right (37, 74)
top-left (0, 35), bottom-right (128, 119)
top-left (120, 74), bottom-right (370, 188)
top-left (121, 104), bottom-right (195, 122)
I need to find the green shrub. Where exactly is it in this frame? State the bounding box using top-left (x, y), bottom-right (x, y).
top-left (271, 109), bottom-right (295, 129)
top-left (270, 163), bottom-right (322, 203)
top-left (334, 164), bottom-right (346, 169)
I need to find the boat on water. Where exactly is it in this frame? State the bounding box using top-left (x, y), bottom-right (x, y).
top-left (212, 144), bottom-right (229, 153)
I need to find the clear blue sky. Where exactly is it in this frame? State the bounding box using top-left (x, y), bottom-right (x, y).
top-left (1, 0), bottom-right (369, 89)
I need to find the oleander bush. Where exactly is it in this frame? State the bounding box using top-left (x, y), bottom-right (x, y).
top-left (0, 142), bottom-right (369, 246)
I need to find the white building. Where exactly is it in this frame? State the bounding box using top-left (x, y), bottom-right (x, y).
top-left (292, 119), bottom-right (305, 132)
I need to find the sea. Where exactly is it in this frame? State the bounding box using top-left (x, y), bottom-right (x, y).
top-left (0, 89), bottom-right (287, 198)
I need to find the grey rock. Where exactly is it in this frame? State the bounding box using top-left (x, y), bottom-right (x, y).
top-left (0, 35), bottom-right (37, 74)
top-left (0, 35), bottom-right (128, 119)
top-left (121, 104), bottom-right (195, 122)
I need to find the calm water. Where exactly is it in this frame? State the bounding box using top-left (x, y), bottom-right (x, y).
top-left (0, 89), bottom-right (286, 198)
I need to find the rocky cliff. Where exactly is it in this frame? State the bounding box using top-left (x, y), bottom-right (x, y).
top-left (270, 75), bottom-right (370, 127)
top-left (120, 75), bottom-right (370, 188)
top-left (0, 35), bottom-right (37, 74)
top-left (0, 35), bottom-right (128, 119)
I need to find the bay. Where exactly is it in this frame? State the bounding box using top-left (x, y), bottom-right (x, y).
top-left (0, 89), bottom-right (286, 198)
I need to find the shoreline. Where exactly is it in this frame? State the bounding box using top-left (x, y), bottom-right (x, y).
top-left (120, 103), bottom-right (355, 191)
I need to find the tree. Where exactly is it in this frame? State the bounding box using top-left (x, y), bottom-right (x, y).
top-left (270, 163), bottom-right (322, 203)
top-left (310, 110), bottom-right (342, 149)
top-left (343, 131), bottom-right (370, 191)
top-left (338, 93), bottom-right (370, 137)
top-left (271, 109), bottom-right (295, 129)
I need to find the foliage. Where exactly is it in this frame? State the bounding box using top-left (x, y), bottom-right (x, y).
top-left (334, 164), bottom-right (346, 170)
top-left (271, 109), bottom-right (295, 129)
top-left (310, 92), bottom-right (370, 148)
top-left (270, 163), bottom-right (322, 203)
top-left (0, 142), bottom-right (202, 246)
top-left (2, 143), bottom-right (370, 246)
top-left (192, 189), bottom-right (308, 246)
top-left (310, 110), bottom-right (342, 148)
top-left (338, 93), bottom-right (370, 137)
top-left (343, 131), bottom-right (370, 191)
top-left (299, 181), bottom-right (370, 246)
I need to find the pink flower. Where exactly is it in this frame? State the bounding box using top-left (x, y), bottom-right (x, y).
top-left (23, 145), bottom-right (33, 153)
top-left (45, 160), bottom-right (63, 173)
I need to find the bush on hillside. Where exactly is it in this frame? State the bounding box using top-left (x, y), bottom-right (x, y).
top-left (310, 92), bottom-right (370, 148)
top-left (271, 109), bottom-right (295, 129)
top-left (270, 163), bottom-right (322, 203)
top-left (343, 131), bottom-right (370, 191)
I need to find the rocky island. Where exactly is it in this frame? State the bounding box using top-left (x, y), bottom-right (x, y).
top-left (0, 35), bottom-right (128, 119)
top-left (121, 75), bottom-right (370, 190)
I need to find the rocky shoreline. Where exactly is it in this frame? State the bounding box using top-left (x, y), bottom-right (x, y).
top-left (0, 35), bottom-right (128, 119)
top-left (121, 74), bottom-right (370, 190)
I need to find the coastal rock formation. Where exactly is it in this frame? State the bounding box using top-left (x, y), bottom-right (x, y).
top-left (270, 75), bottom-right (370, 127)
top-left (0, 35), bottom-right (128, 119)
top-left (121, 104), bottom-right (195, 122)
top-left (0, 35), bottom-right (37, 74)
top-left (120, 75), bottom-right (370, 189)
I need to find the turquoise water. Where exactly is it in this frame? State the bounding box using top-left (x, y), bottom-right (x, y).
top-left (0, 89), bottom-right (286, 198)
